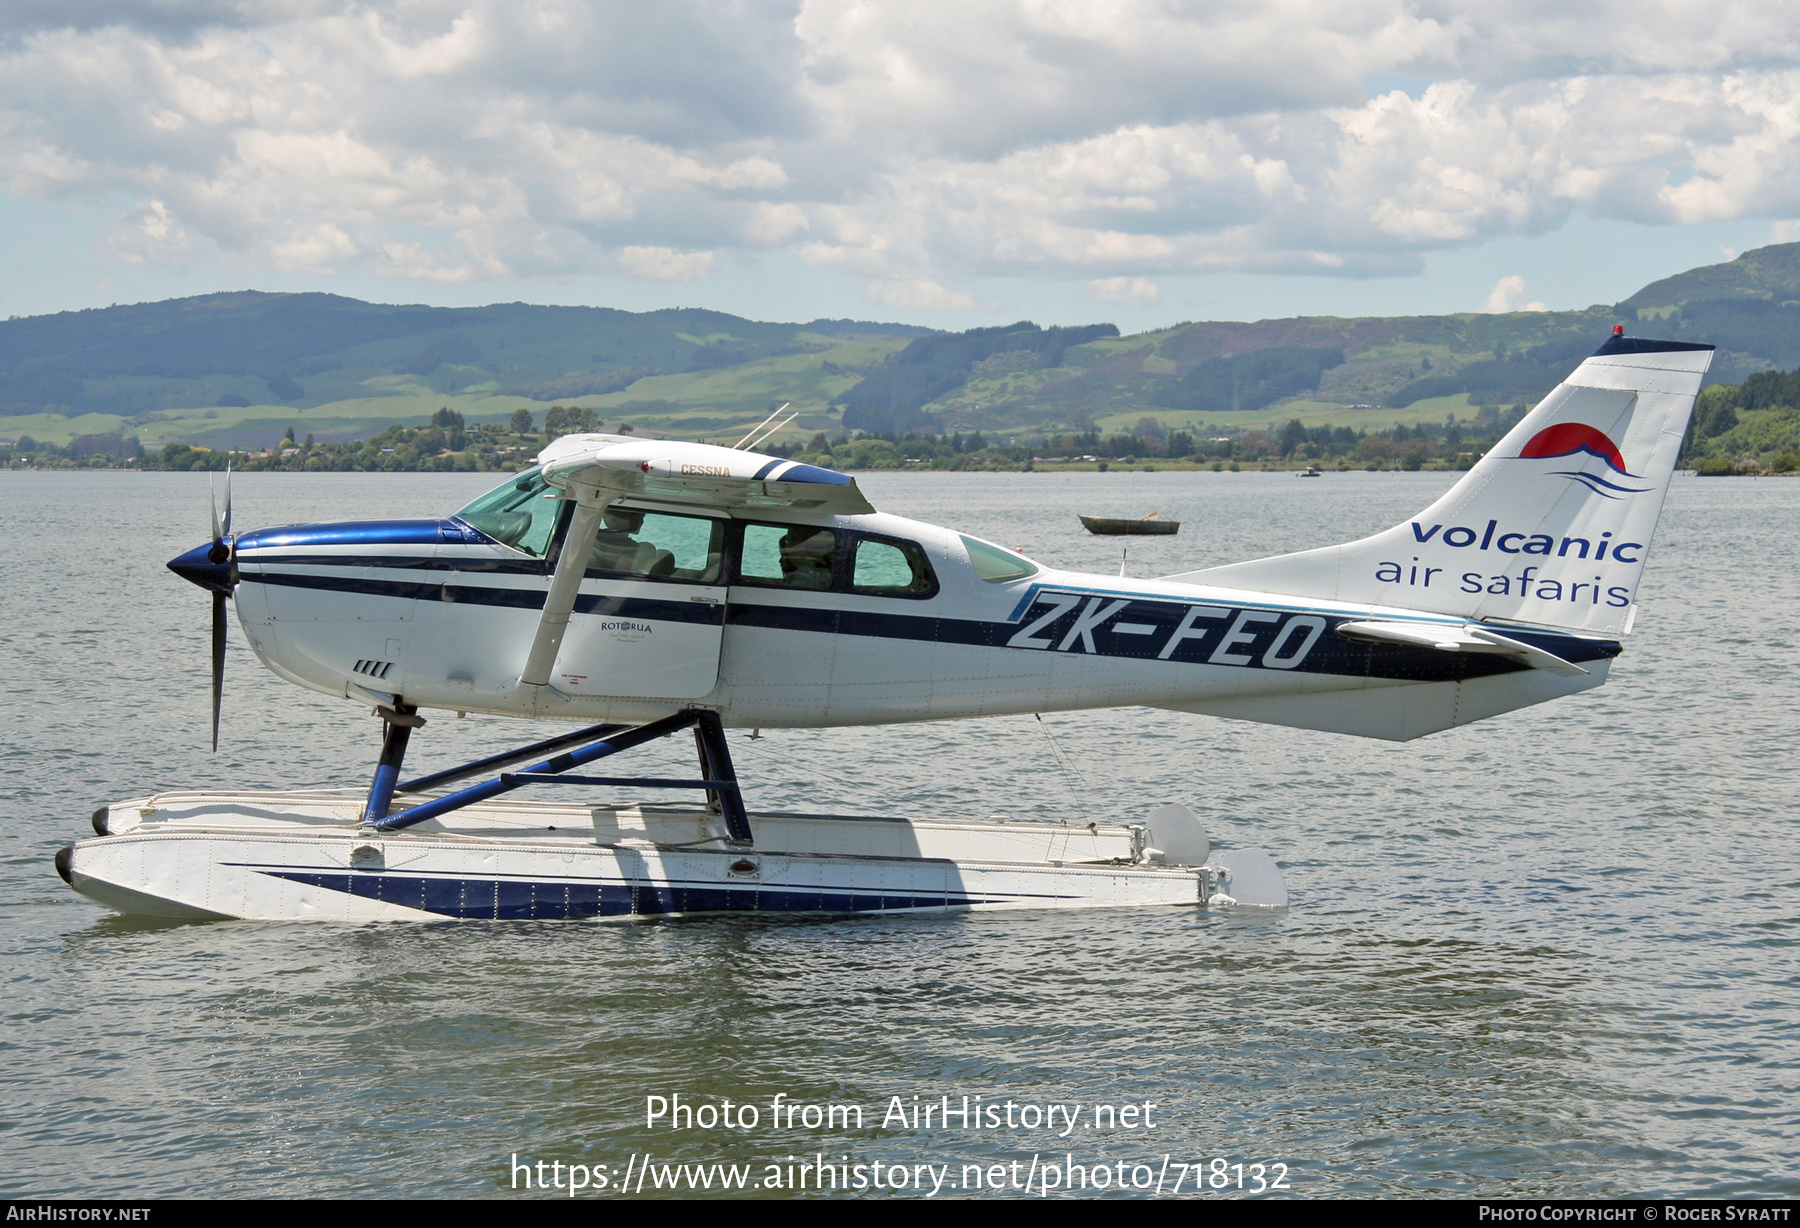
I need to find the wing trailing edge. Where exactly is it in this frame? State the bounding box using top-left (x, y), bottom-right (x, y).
top-left (538, 435), bottom-right (875, 516)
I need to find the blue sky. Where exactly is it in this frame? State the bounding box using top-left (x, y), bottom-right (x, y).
top-left (3, 2), bottom-right (1799, 334)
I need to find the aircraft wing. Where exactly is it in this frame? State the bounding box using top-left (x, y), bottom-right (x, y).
top-left (537, 435), bottom-right (875, 516)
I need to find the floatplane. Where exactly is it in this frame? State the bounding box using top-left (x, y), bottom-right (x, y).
top-left (57, 330), bottom-right (1711, 922)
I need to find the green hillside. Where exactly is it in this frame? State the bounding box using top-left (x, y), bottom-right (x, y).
top-left (10, 243), bottom-right (1800, 456)
top-left (0, 293), bottom-right (930, 449)
top-left (1613, 242), bottom-right (1800, 373)
top-left (1678, 366), bottom-right (1800, 475)
top-left (912, 309), bottom-right (1620, 436)
top-left (1616, 242), bottom-right (1800, 314)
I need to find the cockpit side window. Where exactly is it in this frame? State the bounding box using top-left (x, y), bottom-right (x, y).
top-left (455, 468), bottom-right (562, 558)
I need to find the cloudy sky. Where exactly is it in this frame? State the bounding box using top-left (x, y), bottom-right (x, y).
top-left (3, 0), bottom-right (1798, 330)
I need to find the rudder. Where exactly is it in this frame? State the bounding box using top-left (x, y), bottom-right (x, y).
top-left (1168, 333), bottom-right (1714, 635)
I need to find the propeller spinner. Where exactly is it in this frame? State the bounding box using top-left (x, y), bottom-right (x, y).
top-left (166, 471), bottom-right (235, 751)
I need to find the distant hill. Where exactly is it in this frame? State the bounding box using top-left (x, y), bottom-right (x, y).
top-left (10, 244), bottom-right (1800, 450)
top-left (1611, 242), bottom-right (1800, 371)
top-left (1616, 242), bottom-right (1800, 315)
top-left (875, 246), bottom-right (1800, 435)
top-left (0, 292), bottom-right (936, 441)
top-left (907, 305), bottom-right (1630, 436)
top-left (837, 321), bottom-right (1119, 434)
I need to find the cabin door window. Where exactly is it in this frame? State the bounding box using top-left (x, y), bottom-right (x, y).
top-left (551, 508), bottom-right (728, 700)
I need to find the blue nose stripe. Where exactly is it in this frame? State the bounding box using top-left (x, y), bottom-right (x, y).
top-left (234, 519), bottom-right (462, 550)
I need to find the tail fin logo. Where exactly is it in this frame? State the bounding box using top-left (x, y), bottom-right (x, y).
top-left (1515, 423), bottom-right (1647, 498)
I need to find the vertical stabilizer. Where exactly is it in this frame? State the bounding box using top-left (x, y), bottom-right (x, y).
top-left (1168, 334), bottom-right (1714, 634)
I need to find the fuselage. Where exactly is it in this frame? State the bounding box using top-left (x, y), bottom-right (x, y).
top-left (200, 472), bottom-right (1620, 741)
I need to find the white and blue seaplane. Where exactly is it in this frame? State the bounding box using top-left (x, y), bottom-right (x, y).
top-left (57, 330), bottom-right (1712, 921)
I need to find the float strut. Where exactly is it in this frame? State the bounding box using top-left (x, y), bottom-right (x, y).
top-left (694, 710), bottom-right (752, 843)
top-left (398, 720), bottom-right (626, 794)
top-left (362, 704), bottom-right (421, 823)
top-left (371, 710), bottom-right (738, 833)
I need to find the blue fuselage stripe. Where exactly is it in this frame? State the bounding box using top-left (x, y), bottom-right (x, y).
top-left (236, 559), bottom-right (1616, 682)
top-left (243, 569), bottom-right (726, 624)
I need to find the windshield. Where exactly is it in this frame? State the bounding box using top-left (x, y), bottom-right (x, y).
top-left (960, 535), bottom-right (1040, 583)
top-left (455, 468), bottom-right (563, 557)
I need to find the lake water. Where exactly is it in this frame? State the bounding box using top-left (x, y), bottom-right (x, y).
top-left (3, 468), bottom-right (1796, 1199)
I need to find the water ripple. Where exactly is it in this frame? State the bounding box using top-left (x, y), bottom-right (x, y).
top-left (1, 470), bottom-right (1795, 1197)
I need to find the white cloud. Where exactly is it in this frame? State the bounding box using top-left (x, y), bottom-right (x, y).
top-left (617, 246), bottom-right (716, 281)
top-left (269, 221), bottom-right (358, 274)
top-left (744, 201), bottom-right (808, 245)
top-left (8, 1), bottom-right (1800, 296)
top-left (1482, 274), bottom-right (1547, 313)
top-left (105, 198), bottom-right (194, 265)
top-left (1088, 276), bottom-right (1160, 306)
top-left (377, 240), bottom-right (493, 283)
top-left (867, 277), bottom-right (977, 311)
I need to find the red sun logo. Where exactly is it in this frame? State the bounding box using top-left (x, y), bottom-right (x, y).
top-left (1517, 423), bottom-right (1634, 475)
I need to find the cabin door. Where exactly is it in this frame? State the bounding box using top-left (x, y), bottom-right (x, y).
top-left (549, 506), bottom-right (728, 700)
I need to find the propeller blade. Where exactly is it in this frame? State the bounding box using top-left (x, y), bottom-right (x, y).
top-left (210, 475), bottom-right (222, 544)
top-left (211, 589), bottom-right (226, 752)
top-left (221, 464), bottom-right (232, 539)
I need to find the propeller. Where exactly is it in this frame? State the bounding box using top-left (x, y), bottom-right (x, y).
top-left (167, 467), bottom-right (236, 751)
top-left (209, 470), bottom-right (231, 751)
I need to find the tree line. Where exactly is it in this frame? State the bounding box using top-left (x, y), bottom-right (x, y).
top-left (0, 405), bottom-right (657, 471)
top-left (1679, 366), bottom-right (1800, 474)
top-left (6, 400), bottom-right (1541, 475)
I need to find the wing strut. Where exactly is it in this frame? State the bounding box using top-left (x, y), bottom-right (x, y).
top-left (513, 496), bottom-right (607, 708)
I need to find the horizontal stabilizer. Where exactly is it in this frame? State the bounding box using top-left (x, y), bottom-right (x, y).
top-left (1335, 620), bottom-right (1589, 675)
top-left (1464, 626), bottom-right (1589, 676)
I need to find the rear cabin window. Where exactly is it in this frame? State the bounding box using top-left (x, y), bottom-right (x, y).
top-left (737, 524), bottom-right (838, 590)
top-left (455, 469), bottom-right (562, 558)
top-left (586, 508), bottom-right (723, 582)
top-left (851, 536), bottom-right (936, 597)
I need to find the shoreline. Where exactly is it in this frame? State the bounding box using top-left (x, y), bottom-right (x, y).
top-left (5, 460), bottom-right (1787, 477)
top-left (4, 460), bottom-right (1466, 475)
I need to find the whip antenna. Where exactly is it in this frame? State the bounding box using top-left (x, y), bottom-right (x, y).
top-left (734, 403), bottom-right (791, 450)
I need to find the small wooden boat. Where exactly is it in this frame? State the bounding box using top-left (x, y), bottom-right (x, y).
top-left (1079, 510), bottom-right (1180, 536)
